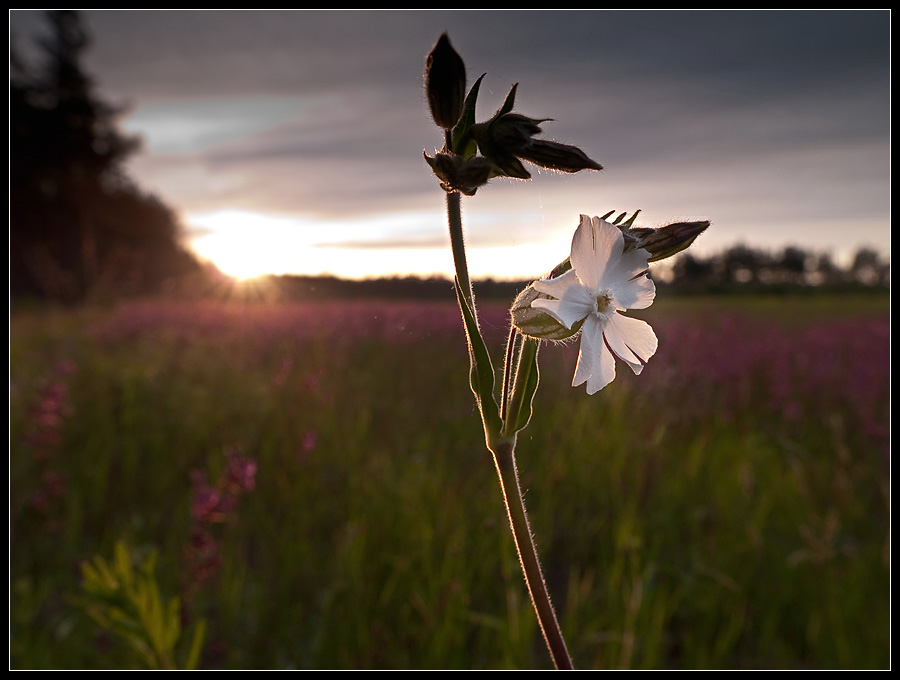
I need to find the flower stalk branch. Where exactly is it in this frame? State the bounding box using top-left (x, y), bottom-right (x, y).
top-left (426, 32), bottom-right (709, 670)
top-left (445, 186), bottom-right (572, 669)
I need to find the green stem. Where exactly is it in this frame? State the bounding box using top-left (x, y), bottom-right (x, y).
top-left (446, 191), bottom-right (473, 308)
top-left (445, 189), bottom-right (573, 670)
top-left (492, 439), bottom-right (574, 670)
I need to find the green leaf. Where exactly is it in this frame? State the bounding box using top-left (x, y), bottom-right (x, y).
top-left (453, 278), bottom-right (502, 438)
top-left (184, 620), bottom-right (207, 671)
top-left (75, 540), bottom-right (206, 670)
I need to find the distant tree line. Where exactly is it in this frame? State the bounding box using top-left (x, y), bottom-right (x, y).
top-left (664, 243), bottom-right (889, 294)
top-left (254, 241), bottom-right (889, 303)
top-left (11, 10), bottom-right (199, 304)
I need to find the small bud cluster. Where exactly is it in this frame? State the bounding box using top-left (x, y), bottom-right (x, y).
top-left (424, 34), bottom-right (602, 195)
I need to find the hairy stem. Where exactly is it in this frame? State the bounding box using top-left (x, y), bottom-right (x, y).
top-left (492, 439), bottom-right (574, 670)
top-left (445, 189), bottom-right (573, 669)
top-left (446, 191), bottom-right (473, 308)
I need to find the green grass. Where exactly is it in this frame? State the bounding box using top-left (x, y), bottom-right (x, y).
top-left (9, 293), bottom-right (890, 669)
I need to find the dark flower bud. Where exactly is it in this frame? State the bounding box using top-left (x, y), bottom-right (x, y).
top-left (468, 120), bottom-right (533, 180)
top-left (424, 151), bottom-right (494, 196)
top-left (425, 34), bottom-right (467, 131)
top-left (516, 139), bottom-right (603, 174)
top-left (621, 220), bottom-right (710, 262)
top-left (484, 113), bottom-right (547, 152)
top-left (470, 99), bottom-right (602, 179)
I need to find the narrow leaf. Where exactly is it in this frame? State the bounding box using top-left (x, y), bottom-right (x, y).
top-left (454, 278), bottom-right (501, 435)
top-left (184, 620), bottom-right (207, 671)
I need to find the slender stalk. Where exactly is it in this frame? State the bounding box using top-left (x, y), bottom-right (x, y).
top-left (492, 440), bottom-right (574, 670)
top-left (446, 192), bottom-right (473, 307)
top-left (445, 189), bottom-right (574, 670)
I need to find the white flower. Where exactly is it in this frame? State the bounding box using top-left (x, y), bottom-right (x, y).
top-left (531, 215), bottom-right (658, 394)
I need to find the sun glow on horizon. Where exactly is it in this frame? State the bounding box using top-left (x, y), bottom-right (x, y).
top-left (183, 208), bottom-right (578, 283)
top-left (187, 210), bottom-right (311, 280)
top-left (185, 208), bottom-right (458, 281)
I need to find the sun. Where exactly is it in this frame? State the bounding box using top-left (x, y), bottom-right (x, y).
top-left (183, 207), bottom-right (579, 283)
top-left (186, 209), bottom-right (316, 280)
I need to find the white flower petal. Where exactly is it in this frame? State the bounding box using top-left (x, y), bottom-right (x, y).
top-left (568, 215), bottom-right (598, 288)
top-left (570, 216), bottom-right (622, 292)
top-left (532, 270), bottom-right (595, 328)
top-left (532, 268), bottom-right (581, 299)
top-left (573, 315), bottom-right (616, 394)
top-left (602, 245), bottom-right (651, 289)
top-left (612, 271), bottom-right (656, 311)
top-left (604, 313), bottom-right (658, 374)
top-left (532, 296), bottom-right (592, 330)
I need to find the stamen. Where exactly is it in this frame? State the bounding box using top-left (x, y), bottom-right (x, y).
top-left (595, 292), bottom-right (613, 313)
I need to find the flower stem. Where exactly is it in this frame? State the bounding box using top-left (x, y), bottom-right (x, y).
top-left (445, 190), bottom-right (573, 670)
top-left (492, 439), bottom-right (574, 670)
top-left (446, 191), bottom-right (473, 309)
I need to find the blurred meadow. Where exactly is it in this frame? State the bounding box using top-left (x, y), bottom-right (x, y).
top-left (9, 291), bottom-right (890, 669)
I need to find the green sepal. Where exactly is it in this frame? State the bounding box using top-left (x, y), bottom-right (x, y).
top-left (496, 82), bottom-right (519, 119)
top-left (510, 283), bottom-right (582, 341)
top-left (548, 256), bottom-right (572, 280)
top-left (501, 331), bottom-right (540, 436)
top-left (451, 73), bottom-right (485, 159)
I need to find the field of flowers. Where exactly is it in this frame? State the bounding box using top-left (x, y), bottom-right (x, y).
top-left (9, 292), bottom-right (890, 669)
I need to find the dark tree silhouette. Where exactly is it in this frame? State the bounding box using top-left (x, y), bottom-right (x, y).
top-left (719, 244), bottom-right (769, 285)
top-left (670, 252), bottom-right (715, 287)
top-left (850, 248), bottom-right (890, 287)
top-left (11, 10), bottom-right (198, 303)
top-left (776, 246), bottom-right (809, 285)
top-left (666, 243), bottom-right (888, 292)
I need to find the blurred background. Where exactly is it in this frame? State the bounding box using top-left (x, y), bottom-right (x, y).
top-left (9, 10), bottom-right (890, 671)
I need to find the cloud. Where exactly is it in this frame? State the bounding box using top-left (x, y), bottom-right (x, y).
top-left (11, 9), bottom-right (889, 277)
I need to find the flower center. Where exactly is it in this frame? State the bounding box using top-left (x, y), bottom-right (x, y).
top-left (595, 290), bottom-right (614, 315)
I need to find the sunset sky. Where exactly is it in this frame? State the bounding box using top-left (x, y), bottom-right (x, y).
top-left (10, 10), bottom-right (891, 281)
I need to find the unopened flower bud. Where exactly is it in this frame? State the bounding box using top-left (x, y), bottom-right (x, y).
top-left (516, 139), bottom-right (604, 174)
top-left (471, 107), bottom-right (602, 179)
top-left (622, 220), bottom-right (710, 262)
top-left (510, 284), bottom-right (584, 342)
top-left (481, 113), bottom-right (547, 151)
top-left (424, 151), bottom-right (494, 195)
top-left (425, 34), bottom-right (467, 131)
